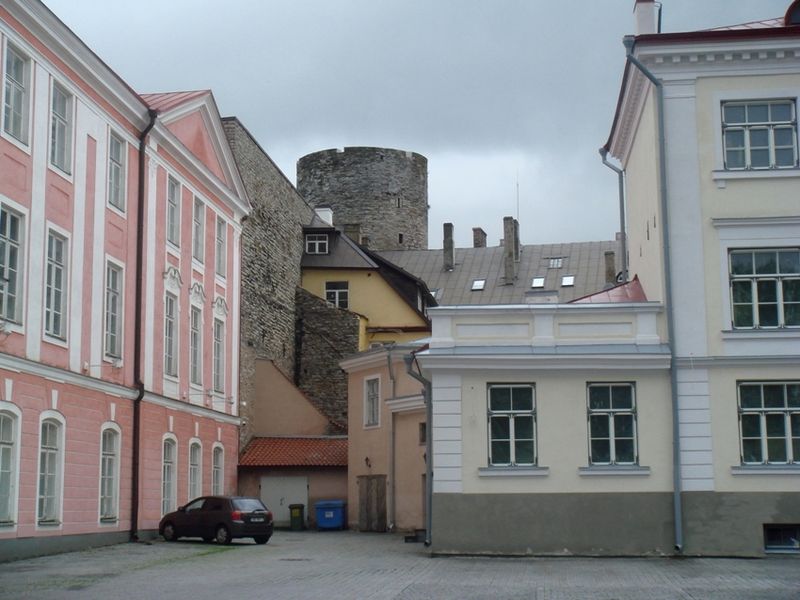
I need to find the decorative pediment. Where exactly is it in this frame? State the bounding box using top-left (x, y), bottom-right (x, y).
top-left (163, 266), bottom-right (183, 293)
top-left (213, 296), bottom-right (229, 318)
top-left (190, 282), bottom-right (206, 305)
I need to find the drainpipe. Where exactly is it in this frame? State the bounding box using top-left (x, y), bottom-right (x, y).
top-left (404, 352), bottom-right (431, 547)
top-left (386, 346), bottom-right (397, 531)
top-left (130, 108), bottom-right (158, 542)
top-left (599, 148), bottom-right (628, 283)
top-left (623, 36), bottom-right (683, 553)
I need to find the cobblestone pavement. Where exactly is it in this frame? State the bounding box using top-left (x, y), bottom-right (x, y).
top-left (0, 530), bottom-right (798, 599)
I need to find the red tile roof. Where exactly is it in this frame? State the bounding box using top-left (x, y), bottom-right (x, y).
top-left (569, 275), bottom-right (648, 304)
top-left (240, 437), bottom-right (348, 468)
top-left (140, 90), bottom-right (210, 113)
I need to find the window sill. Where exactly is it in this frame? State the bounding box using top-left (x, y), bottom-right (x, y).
top-left (731, 465), bottom-right (800, 476)
top-left (712, 168), bottom-right (800, 183)
top-left (107, 202), bottom-right (127, 219)
top-left (721, 329), bottom-right (800, 340)
top-left (43, 334), bottom-right (68, 349)
top-left (192, 258), bottom-right (204, 273)
top-left (578, 465), bottom-right (650, 477)
top-left (37, 520), bottom-right (61, 527)
top-left (478, 466), bottom-right (549, 477)
top-left (0, 130), bottom-right (31, 155)
top-left (0, 521), bottom-right (16, 528)
top-left (99, 517), bottom-right (119, 525)
top-left (166, 244), bottom-right (181, 260)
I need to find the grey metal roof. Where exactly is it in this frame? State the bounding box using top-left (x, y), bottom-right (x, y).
top-left (378, 241), bottom-right (620, 305)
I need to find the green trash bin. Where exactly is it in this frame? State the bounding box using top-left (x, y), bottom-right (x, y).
top-left (289, 503), bottom-right (304, 530)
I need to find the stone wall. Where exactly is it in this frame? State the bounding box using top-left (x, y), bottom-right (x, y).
top-left (222, 118), bottom-right (314, 443)
top-left (297, 147), bottom-right (428, 251)
top-left (295, 288), bottom-right (360, 429)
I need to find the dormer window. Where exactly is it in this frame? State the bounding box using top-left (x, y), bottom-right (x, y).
top-left (471, 279), bottom-right (486, 291)
top-left (548, 258), bottom-right (563, 269)
top-left (306, 233), bottom-right (328, 254)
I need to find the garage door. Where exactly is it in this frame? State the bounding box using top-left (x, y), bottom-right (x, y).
top-left (260, 476), bottom-right (308, 527)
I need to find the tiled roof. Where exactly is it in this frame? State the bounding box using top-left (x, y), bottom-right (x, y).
top-left (140, 90), bottom-right (210, 113)
top-left (378, 241), bottom-right (620, 305)
top-left (239, 437), bottom-right (348, 468)
top-left (570, 275), bottom-right (648, 303)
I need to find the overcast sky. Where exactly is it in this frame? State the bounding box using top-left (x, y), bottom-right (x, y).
top-left (45, 0), bottom-right (790, 248)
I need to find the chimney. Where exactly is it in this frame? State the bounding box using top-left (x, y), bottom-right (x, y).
top-left (633, 0), bottom-right (656, 35)
top-left (605, 251), bottom-right (617, 286)
top-left (472, 227), bottom-right (487, 248)
top-left (513, 219), bottom-right (520, 262)
top-left (503, 216), bottom-right (517, 283)
top-left (443, 223), bottom-right (454, 271)
top-left (314, 205), bottom-right (333, 226)
top-left (343, 223), bottom-right (362, 244)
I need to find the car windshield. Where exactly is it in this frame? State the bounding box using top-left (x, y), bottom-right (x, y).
top-left (233, 498), bottom-right (267, 512)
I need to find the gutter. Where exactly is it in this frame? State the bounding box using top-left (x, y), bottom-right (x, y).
top-left (130, 108), bottom-right (158, 542)
top-left (386, 346), bottom-right (397, 531)
top-left (622, 36), bottom-right (683, 554)
top-left (599, 148), bottom-right (628, 282)
top-left (404, 351), bottom-right (432, 547)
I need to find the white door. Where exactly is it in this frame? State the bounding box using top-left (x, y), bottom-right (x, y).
top-left (260, 475), bottom-right (308, 527)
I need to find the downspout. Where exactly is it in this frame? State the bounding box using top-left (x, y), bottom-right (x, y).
top-left (386, 347), bottom-right (396, 531)
top-left (404, 352), bottom-right (431, 547)
top-left (599, 148), bottom-right (628, 282)
top-left (130, 108), bottom-right (158, 542)
top-left (623, 36), bottom-right (683, 553)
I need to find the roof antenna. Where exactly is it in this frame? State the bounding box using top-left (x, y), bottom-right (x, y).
top-left (515, 170), bottom-right (520, 222)
top-left (656, 1), bottom-right (663, 33)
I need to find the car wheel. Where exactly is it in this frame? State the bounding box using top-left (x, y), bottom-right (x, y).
top-left (215, 525), bottom-right (231, 545)
top-left (253, 536), bottom-right (270, 545)
top-left (162, 522), bottom-right (177, 542)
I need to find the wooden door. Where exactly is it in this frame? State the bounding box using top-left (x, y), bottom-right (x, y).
top-left (357, 475), bottom-right (386, 532)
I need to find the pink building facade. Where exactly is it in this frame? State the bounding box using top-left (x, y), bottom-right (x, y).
top-left (0, 0), bottom-right (249, 559)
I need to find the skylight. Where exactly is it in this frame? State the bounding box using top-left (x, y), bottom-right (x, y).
top-left (531, 277), bottom-right (545, 288)
top-left (471, 279), bottom-right (486, 291)
top-left (561, 275), bottom-right (575, 287)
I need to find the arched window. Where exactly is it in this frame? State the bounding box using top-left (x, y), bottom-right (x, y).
top-left (188, 441), bottom-right (202, 500)
top-left (212, 445), bottom-right (223, 495)
top-left (99, 426), bottom-right (120, 521)
top-left (161, 437), bottom-right (177, 515)
top-left (38, 417), bottom-right (64, 523)
top-left (0, 411), bottom-right (18, 524)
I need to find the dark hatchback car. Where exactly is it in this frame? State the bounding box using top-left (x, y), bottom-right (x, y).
top-left (159, 496), bottom-right (273, 544)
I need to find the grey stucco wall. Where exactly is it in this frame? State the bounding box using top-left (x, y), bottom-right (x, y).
top-left (297, 147), bottom-right (428, 252)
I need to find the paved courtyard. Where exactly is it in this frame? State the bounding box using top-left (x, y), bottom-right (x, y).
top-left (0, 530), bottom-right (798, 599)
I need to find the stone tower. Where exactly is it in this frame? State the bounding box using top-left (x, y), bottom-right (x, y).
top-left (297, 147), bottom-right (428, 251)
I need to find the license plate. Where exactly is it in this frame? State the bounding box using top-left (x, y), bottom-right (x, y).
top-left (324, 511), bottom-right (333, 518)
top-left (251, 517), bottom-right (264, 522)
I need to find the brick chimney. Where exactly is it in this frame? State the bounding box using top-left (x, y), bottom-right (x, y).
top-left (605, 251), bottom-right (617, 286)
top-left (472, 227), bottom-right (487, 248)
top-left (633, 0), bottom-right (656, 35)
top-left (443, 223), bottom-right (454, 271)
top-left (503, 217), bottom-right (517, 283)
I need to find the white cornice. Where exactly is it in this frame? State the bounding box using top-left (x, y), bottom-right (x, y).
top-left (142, 392), bottom-right (240, 425)
top-left (711, 215), bottom-right (800, 229)
top-left (674, 355), bottom-right (800, 368)
top-left (429, 302), bottom-right (662, 317)
top-left (386, 394), bottom-right (424, 413)
top-left (418, 353), bottom-right (671, 371)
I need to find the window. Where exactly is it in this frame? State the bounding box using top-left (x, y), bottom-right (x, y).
top-left (418, 422), bottom-right (426, 446)
top-left (213, 318), bottom-right (224, 393)
top-left (325, 281), bottom-right (349, 309)
top-left (192, 198), bottom-right (204, 262)
top-left (722, 100), bottom-right (797, 170)
top-left (739, 382), bottom-right (799, 465)
top-left (188, 442), bottom-right (201, 500)
top-left (161, 438), bottom-right (176, 515)
top-left (215, 218), bottom-right (226, 277)
top-left (49, 82), bottom-right (72, 173)
top-left (107, 132), bottom-right (126, 211)
top-left (167, 177), bottom-right (180, 247)
top-left (730, 249), bottom-right (799, 329)
top-left (99, 427), bottom-right (119, 521)
top-left (38, 419), bottom-right (62, 523)
top-left (531, 277), bottom-right (545, 288)
top-left (45, 232), bottom-right (67, 339)
top-left (764, 524), bottom-right (800, 553)
top-left (488, 384), bottom-right (536, 466)
top-left (561, 275), bottom-right (575, 287)
top-left (548, 258), bottom-right (563, 269)
top-left (305, 233), bottom-right (328, 254)
top-left (471, 279), bottom-right (486, 291)
top-left (190, 306), bottom-right (201, 386)
top-left (164, 294), bottom-right (178, 377)
top-left (0, 206), bottom-right (22, 323)
top-left (212, 446), bottom-right (223, 495)
top-left (0, 412), bottom-right (17, 524)
top-left (3, 44), bottom-right (30, 144)
top-left (364, 377), bottom-right (379, 427)
top-left (587, 383), bottom-right (637, 465)
top-left (104, 262), bottom-right (122, 358)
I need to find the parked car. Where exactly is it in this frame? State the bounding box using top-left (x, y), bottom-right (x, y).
top-left (159, 496), bottom-right (273, 544)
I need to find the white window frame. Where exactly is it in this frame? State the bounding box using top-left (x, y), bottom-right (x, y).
top-left (0, 402), bottom-right (22, 528)
top-left (721, 99), bottom-right (798, 171)
top-left (164, 293), bottom-right (179, 378)
top-left (188, 439), bottom-right (202, 500)
top-left (531, 277), bottom-right (545, 289)
top-left (211, 444), bottom-right (224, 495)
top-left (215, 218), bottom-right (226, 278)
top-left (728, 248), bottom-right (799, 330)
top-left (44, 229), bottom-right (68, 340)
top-left (0, 204), bottom-right (25, 325)
top-left (2, 41), bottom-right (31, 147)
top-left (98, 423), bottom-right (121, 523)
top-left (471, 279), bottom-right (486, 291)
top-left (190, 305), bottom-right (202, 387)
top-left (49, 80), bottom-right (73, 175)
top-left (587, 383), bottom-right (638, 466)
top-left (107, 131), bottom-right (126, 212)
top-left (104, 259), bottom-right (124, 359)
top-left (487, 384), bottom-right (537, 467)
top-left (325, 281), bottom-right (349, 309)
top-left (192, 197), bottom-right (205, 263)
top-left (305, 233), bottom-right (329, 254)
top-left (561, 275), bottom-right (575, 287)
top-left (738, 382), bottom-right (800, 466)
top-left (166, 176), bottom-right (180, 248)
top-left (161, 434), bottom-right (177, 516)
top-left (36, 411), bottom-right (65, 526)
top-left (548, 258), bottom-right (563, 269)
top-left (213, 318), bottom-right (224, 393)
top-left (364, 376), bottom-right (380, 428)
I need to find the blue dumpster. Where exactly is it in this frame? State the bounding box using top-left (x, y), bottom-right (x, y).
top-left (315, 500), bottom-right (346, 530)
